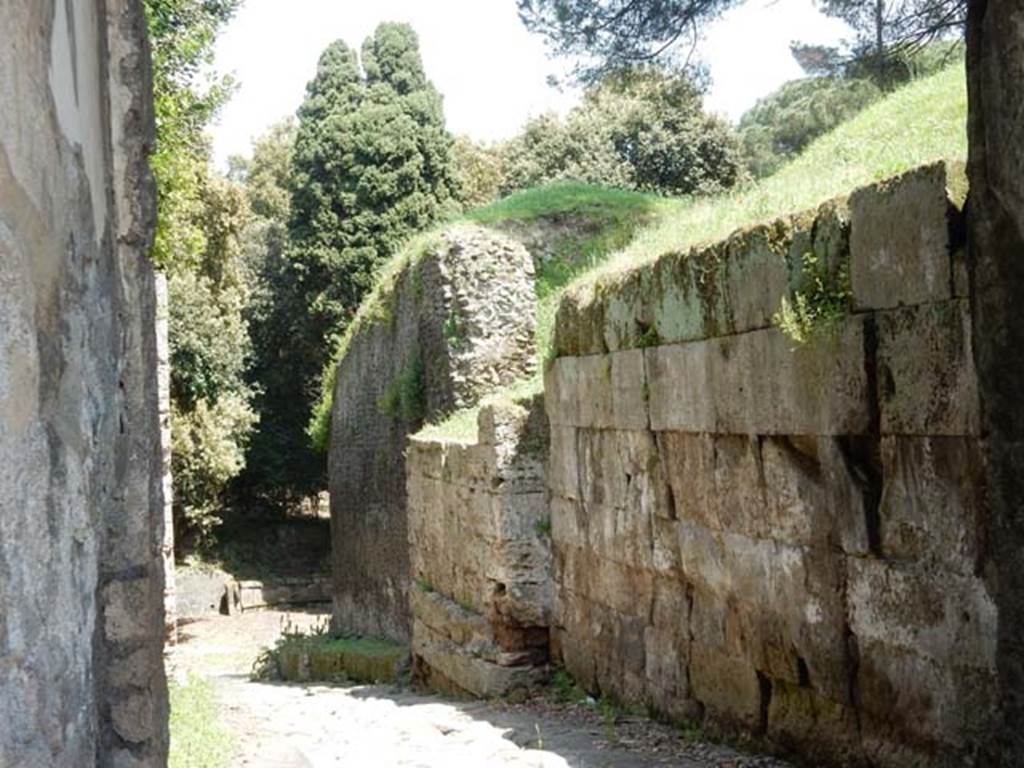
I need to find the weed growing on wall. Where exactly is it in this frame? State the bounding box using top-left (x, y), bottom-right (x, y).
top-left (774, 251), bottom-right (851, 345)
top-left (378, 354), bottom-right (426, 423)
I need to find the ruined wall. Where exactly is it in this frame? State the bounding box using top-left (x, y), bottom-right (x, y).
top-left (0, 2), bottom-right (168, 766)
top-left (330, 226), bottom-right (536, 641)
top-left (545, 162), bottom-right (996, 766)
top-left (407, 396), bottom-right (552, 696)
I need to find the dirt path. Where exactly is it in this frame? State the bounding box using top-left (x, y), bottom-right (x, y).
top-left (168, 610), bottom-right (791, 768)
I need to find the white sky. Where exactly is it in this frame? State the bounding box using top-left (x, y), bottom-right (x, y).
top-left (211, 0), bottom-right (851, 167)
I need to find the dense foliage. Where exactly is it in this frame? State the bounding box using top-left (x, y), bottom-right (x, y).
top-left (739, 77), bottom-right (882, 177)
top-left (227, 121), bottom-right (328, 507)
top-left (243, 24), bottom-right (456, 499)
top-left (500, 67), bottom-right (744, 197)
top-left (451, 136), bottom-right (506, 208)
top-left (289, 26), bottom-right (457, 343)
top-left (145, 0), bottom-right (256, 545)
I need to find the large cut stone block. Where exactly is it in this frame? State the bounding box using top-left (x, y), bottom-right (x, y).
top-left (544, 350), bottom-right (646, 429)
top-left (857, 641), bottom-right (998, 757)
top-left (879, 436), bottom-right (984, 574)
top-left (847, 557), bottom-right (997, 671)
top-left (876, 299), bottom-right (980, 436)
top-left (689, 644), bottom-right (763, 729)
top-left (850, 162), bottom-right (954, 310)
top-left (646, 320), bottom-right (870, 435)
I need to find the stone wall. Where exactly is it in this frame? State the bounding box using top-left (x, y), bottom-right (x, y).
top-left (545, 162), bottom-right (997, 766)
top-left (407, 396), bottom-right (553, 696)
top-left (0, 2), bottom-right (168, 766)
top-left (329, 226), bottom-right (537, 641)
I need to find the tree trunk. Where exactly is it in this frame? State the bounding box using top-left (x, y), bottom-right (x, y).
top-left (966, 1), bottom-right (1024, 764)
top-left (875, 0), bottom-right (885, 58)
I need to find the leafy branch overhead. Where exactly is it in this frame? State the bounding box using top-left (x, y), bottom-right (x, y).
top-left (518, 0), bottom-right (965, 85)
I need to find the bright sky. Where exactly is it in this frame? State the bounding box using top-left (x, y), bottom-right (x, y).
top-left (211, 0), bottom-right (851, 167)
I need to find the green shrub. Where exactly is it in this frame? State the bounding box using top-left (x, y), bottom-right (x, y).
top-left (378, 353), bottom-right (426, 423)
top-left (739, 77), bottom-right (882, 178)
top-left (774, 252), bottom-right (851, 345)
top-left (500, 67), bottom-right (745, 198)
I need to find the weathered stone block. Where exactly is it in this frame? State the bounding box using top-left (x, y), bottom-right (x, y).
top-left (689, 644), bottom-right (763, 729)
top-left (646, 320), bottom-right (870, 435)
top-left (548, 426), bottom-right (580, 501)
top-left (761, 435), bottom-right (872, 554)
top-left (767, 680), bottom-right (860, 763)
top-left (876, 299), bottom-right (980, 435)
top-left (850, 162), bottom-right (953, 310)
top-left (847, 557), bottom-right (997, 670)
top-left (857, 641), bottom-right (998, 758)
top-left (879, 436), bottom-right (983, 573)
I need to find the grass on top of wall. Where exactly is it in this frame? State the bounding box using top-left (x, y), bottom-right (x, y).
top-left (568, 62), bottom-right (967, 299)
top-left (316, 61), bottom-right (967, 449)
top-left (308, 185), bottom-right (663, 451)
top-left (414, 61), bottom-right (967, 443)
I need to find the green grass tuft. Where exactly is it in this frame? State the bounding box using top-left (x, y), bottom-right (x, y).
top-left (169, 675), bottom-right (236, 768)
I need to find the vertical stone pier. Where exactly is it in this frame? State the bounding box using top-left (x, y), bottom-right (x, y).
top-left (0, 2), bottom-right (169, 765)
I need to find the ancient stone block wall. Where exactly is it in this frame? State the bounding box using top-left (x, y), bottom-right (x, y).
top-left (407, 396), bottom-right (553, 696)
top-left (0, 2), bottom-right (168, 766)
top-left (545, 162), bottom-right (997, 766)
top-left (330, 226), bottom-right (536, 641)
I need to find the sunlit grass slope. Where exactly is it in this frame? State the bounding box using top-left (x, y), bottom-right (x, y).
top-left (579, 62), bottom-right (966, 291)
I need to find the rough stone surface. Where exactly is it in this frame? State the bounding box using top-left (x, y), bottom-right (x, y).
top-left (849, 162), bottom-right (956, 311)
top-left (225, 577), bottom-right (332, 613)
top-left (330, 225), bottom-right (537, 641)
top-left (0, 2), bottom-right (168, 766)
top-left (966, 8), bottom-right (1024, 759)
top-left (408, 397), bottom-right (553, 697)
top-left (544, 163), bottom-right (998, 767)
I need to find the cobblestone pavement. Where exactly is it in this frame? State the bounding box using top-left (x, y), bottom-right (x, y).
top-left (168, 610), bottom-right (793, 768)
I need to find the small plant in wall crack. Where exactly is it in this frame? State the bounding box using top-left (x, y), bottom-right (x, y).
top-left (774, 251), bottom-right (851, 345)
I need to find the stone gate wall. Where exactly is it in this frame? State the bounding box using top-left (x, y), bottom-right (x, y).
top-left (329, 226), bottom-right (537, 641)
top-left (0, 2), bottom-right (168, 766)
top-left (544, 162), bottom-right (996, 766)
top-left (407, 396), bottom-right (553, 696)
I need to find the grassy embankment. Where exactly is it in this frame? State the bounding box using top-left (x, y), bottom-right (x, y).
top-left (318, 62), bottom-right (967, 446)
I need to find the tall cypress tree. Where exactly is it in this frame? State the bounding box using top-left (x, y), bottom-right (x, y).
top-left (289, 24), bottom-right (456, 357)
top-left (240, 24), bottom-right (456, 508)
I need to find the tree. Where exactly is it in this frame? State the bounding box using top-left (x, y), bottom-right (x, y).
top-left (518, 0), bottom-right (739, 83)
top-left (290, 26), bottom-right (456, 350)
top-left (145, 0), bottom-right (257, 545)
top-left (227, 121), bottom-right (328, 509)
top-left (145, 0), bottom-right (240, 270)
top-left (739, 76), bottom-right (881, 177)
top-left (452, 136), bottom-right (506, 208)
top-left (250, 24), bottom-right (456, 501)
top-left (501, 66), bottom-right (744, 196)
top-left (813, 0), bottom-right (966, 84)
top-left (519, 0), bottom-right (964, 85)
